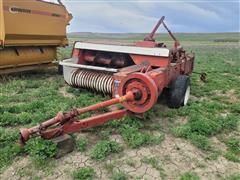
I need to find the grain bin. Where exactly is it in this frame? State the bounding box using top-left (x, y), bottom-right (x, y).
top-left (0, 0), bottom-right (72, 74)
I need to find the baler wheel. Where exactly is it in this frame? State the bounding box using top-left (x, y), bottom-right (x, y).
top-left (58, 64), bottom-right (63, 75)
top-left (167, 75), bottom-right (190, 108)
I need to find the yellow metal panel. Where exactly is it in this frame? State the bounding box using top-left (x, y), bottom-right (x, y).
top-left (4, 39), bottom-right (68, 46)
top-left (0, 46), bottom-right (56, 69)
top-left (0, 0), bottom-right (5, 46)
top-left (0, 0), bottom-right (71, 73)
top-left (2, 0), bottom-right (72, 47)
top-left (0, 63), bottom-right (53, 75)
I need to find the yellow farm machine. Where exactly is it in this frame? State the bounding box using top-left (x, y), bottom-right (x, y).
top-left (0, 0), bottom-right (72, 74)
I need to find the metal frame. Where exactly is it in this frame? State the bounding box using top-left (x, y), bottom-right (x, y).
top-left (19, 16), bottom-right (195, 145)
top-left (74, 42), bottom-right (170, 57)
top-left (20, 92), bottom-right (134, 143)
top-left (60, 58), bottom-right (118, 73)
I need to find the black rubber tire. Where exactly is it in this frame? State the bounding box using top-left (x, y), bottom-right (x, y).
top-left (167, 75), bottom-right (190, 108)
top-left (58, 64), bottom-right (63, 75)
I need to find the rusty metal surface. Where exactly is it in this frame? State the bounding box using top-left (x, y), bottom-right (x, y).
top-left (119, 73), bottom-right (158, 113)
top-left (19, 92), bottom-right (135, 144)
top-left (144, 16), bottom-right (165, 41)
top-left (18, 16), bottom-right (195, 145)
top-left (142, 16), bottom-right (179, 48)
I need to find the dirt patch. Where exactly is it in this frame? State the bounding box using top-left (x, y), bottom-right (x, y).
top-left (224, 60), bottom-right (236, 66)
top-left (209, 136), bottom-right (228, 152)
top-left (59, 87), bottom-right (74, 98)
top-left (1, 134), bottom-right (239, 180)
top-left (225, 89), bottom-right (239, 103)
top-left (215, 89), bottom-right (238, 103)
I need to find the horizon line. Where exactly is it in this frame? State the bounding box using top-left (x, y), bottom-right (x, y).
top-left (68, 31), bottom-right (240, 34)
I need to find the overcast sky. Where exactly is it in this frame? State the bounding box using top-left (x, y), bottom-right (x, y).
top-left (57, 0), bottom-right (239, 33)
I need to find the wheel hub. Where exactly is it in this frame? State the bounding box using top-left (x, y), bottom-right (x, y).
top-left (119, 73), bottom-right (158, 113)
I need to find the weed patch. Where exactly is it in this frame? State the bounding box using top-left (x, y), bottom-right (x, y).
top-left (90, 140), bottom-right (122, 160)
top-left (218, 136), bottom-right (240, 162)
top-left (76, 138), bottom-right (88, 152)
top-left (0, 128), bottom-right (22, 171)
top-left (171, 112), bottom-right (239, 150)
top-left (104, 161), bottom-right (118, 174)
top-left (117, 116), bottom-right (164, 148)
top-left (98, 129), bottom-right (112, 140)
top-left (125, 158), bottom-right (136, 167)
top-left (180, 172), bottom-right (200, 180)
top-left (149, 123), bottom-right (162, 130)
top-left (224, 151), bottom-right (240, 163)
top-left (0, 144), bottom-right (22, 172)
top-left (119, 125), bottom-right (149, 148)
top-left (189, 133), bottom-right (211, 151)
top-left (72, 167), bottom-right (95, 180)
top-left (25, 138), bottom-right (57, 168)
top-left (224, 137), bottom-right (240, 154)
top-left (219, 136), bottom-right (240, 154)
top-left (111, 170), bottom-right (128, 180)
top-left (223, 173), bottom-right (240, 180)
top-left (204, 150), bottom-right (221, 161)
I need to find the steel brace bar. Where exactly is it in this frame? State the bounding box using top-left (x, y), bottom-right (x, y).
top-left (19, 91), bottom-right (135, 144)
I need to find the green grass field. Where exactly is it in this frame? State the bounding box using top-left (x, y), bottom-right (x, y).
top-left (0, 33), bottom-right (239, 179)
